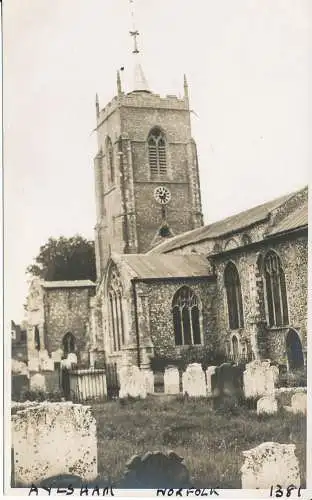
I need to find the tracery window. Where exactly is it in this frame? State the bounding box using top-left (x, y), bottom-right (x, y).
top-left (106, 137), bottom-right (114, 184)
top-left (224, 262), bottom-right (244, 329)
top-left (172, 286), bottom-right (201, 345)
top-left (148, 128), bottom-right (167, 176)
top-left (264, 251), bottom-right (289, 327)
top-left (108, 269), bottom-right (125, 351)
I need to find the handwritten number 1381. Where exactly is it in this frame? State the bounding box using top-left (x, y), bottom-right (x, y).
top-left (270, 486), bottom-right (301, 497)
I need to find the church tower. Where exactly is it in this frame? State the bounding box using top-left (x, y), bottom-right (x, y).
top-left (93, 8), bottom-right (203, 278)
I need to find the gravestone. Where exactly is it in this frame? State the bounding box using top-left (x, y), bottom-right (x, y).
top-left (205, 366), bottom-right (216, 396)
top-left (12, 402), bottom-right (97, 486)
top-left (51, 349), bottom-right (63, 363)
top-left (119, 365), bottom-right (147, 399)
top-left (142, 369), bottom-right (154, 394)
top-left (213, 363), bottom-right (244, 409)
top-left (28, 357), bottom-right (40, 372)
top-left (164, 366), bottom-right (180, 394)
top-left (243, 360), bottom-right (275, 399)
top-left (291, 393), bottom-right (307, 414)
top-left (30, 373), bottom-right (46, 392)
top-left (182, 363), bottom-right (206, 397)
top-left (241, 442), bottom-right (300, 489)
top-left (120, 450), bottom-right (190, 488)
top-left (257, 395), bottom-right (278, 415)
top-left (67, 353), bottom-right (78, 366)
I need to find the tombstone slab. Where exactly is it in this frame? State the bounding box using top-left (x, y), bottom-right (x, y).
top-left (119, 365), bottom-right (147, 399)
top-left (12, 402), bottom-right (97, 486)
top-left (257, 395), bottom-right (278, 415)
top-left (182, 363), bottom-right (206, 397)
top-left (142, 369), bottom-right (154, 394)
top-left (28, 358), bottom-right (40, 372)
top-left (241, 442), bottom-right (300, 489)
top-left (164, 367), bottom-right (180, 394)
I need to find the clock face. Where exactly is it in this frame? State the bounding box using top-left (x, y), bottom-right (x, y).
top-left (154, 186), bottom-right (171, 205)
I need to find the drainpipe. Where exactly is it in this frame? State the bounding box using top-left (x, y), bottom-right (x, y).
top-left (131, 280), bottom-right (141, 368)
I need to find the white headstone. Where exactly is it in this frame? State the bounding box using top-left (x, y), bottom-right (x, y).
top-left (243, 360), bottom-right (275, 399)
top-left (291, 393), bottom-right (307, 414)
top-left (182, 363), bottom-right (206, 397)
top-left (119, 365), bottom-right (147, 399)
top-left (12, 360), bottom-right (29, 377)
top-left (30, 373), bottom-right (46, 392)
top-left (12, 402), bottom-right (97, 486)
top-left (28, 357), bottom-right (40, 372)
top-left (205, 366), bottom-right (216, 395)
top-left (257, 395), bottom-right (278, 415)
top-left (142, 369), bottom-right (154, 394)
top-left (241, 442), bottom-right (300, 489)
top-left (51, 349), bottom-right (63, 363)
top-left (41, 357), bottom-right (54, 372)
top-left (164, 366), bottom-right (180, 394)
top-left (67, 352), bottom-right (78, 366)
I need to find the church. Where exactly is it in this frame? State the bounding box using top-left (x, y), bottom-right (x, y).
top-left (25, 28), bottom-right (308, 376)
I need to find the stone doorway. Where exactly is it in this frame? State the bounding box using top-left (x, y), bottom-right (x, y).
top-left (286, 329), bottom-right (304, 371)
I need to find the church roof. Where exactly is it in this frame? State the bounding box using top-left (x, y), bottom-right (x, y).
top-left (42, 280), bottom-right (96, 289)
top-left (119, 254), bottom-right (211, 279)
top-left (266, 200), bottom-right (308, 237)
top-left (149, 188), bottom-right (306, 254)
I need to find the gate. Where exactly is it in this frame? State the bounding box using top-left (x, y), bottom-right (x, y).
top-left (105, 363), bottom-right (120, 400)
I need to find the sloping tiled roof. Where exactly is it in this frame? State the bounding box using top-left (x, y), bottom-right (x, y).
top-left (267, 200), bottom-right (308, 237)
top-left (42, 280), bottom-right (96, 289)
top-left (119, 254), bottom-right (211, 279)
top-left (149, 191), bottom-right (294, 254)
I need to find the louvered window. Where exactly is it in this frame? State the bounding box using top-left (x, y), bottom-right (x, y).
top-left (148, 128), bottom-right (167, 176)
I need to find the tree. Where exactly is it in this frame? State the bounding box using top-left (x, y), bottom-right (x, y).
top-left (27, 235), bottom-right (96, 282)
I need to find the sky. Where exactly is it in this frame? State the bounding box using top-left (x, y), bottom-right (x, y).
top-left (4, 0), bottom-right (309, 324)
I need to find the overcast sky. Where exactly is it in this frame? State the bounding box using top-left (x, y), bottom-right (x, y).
top-left (4, 0), bottom-right (309, 323)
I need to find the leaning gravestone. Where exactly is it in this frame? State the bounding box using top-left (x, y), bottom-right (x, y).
top-left (241, 442), bottom-right (300, 489)
top-left (119, 365), bottom-right (147, 399)
top-left (182, 363), bottom-right (206, 397)
top-left (164, 366), bottom-right (180, 394)
top-left (11, 402), bottom-right (97, 487)
top-left (119, 450), bottom-right (190, 488)
top-left (257, 395), bottom-right (278, 415)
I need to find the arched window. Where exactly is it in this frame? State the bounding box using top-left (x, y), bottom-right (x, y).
top-left (264, 251), bottom-right (289, 327)
top-left (224, 262), bottom-right (244, 329)
top-left (172, 286), bottom-right (201, 345)
top-left (106, 137), bottom-right (114, 184)
top-left (148, 128), bottom-right (167, 176)
top-left (108, 268), bottom-right (125, 351)
top-left (62, 332), bottom-right (76, 357)
top-left (286, 329), bottom-right (304, 370)
top-left (34, 326), bottom-right (40, 351)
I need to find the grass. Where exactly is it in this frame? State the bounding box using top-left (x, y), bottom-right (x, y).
top-left (92, 396), bottom-right (306, 488)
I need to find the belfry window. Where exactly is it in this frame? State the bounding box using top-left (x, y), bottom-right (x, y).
top-left (264, 251), bottom-right (289, 327)
top-left (148, 128), bottom-right (167, 176)
top-left (106, 137), bottom-right (114, 184)
top-left (172, 286), bottom-right (201, 345)
top-left (224, 262), bottom-right (244, 329)
top-left (108, 269), bottom-right (125, 351)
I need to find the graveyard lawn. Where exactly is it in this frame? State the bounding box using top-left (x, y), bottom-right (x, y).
top-left (93, 396), bottom-right (306, 488)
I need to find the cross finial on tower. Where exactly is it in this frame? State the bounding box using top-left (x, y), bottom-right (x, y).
top-left (129, 0), bottom-right (140, 54)
top-left (128, 0), bottom-right (150, 92)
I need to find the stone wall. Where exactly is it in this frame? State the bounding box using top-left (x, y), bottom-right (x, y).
top-left (44, 287), bottom-right (95, 363)
top-left (143, 278), bottom-right (217, 360)
top-left (210, 231), bottom-right (307, 366)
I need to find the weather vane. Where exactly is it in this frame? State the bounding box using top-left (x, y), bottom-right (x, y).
top-left (129, 0), bottom-right (140, 54)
